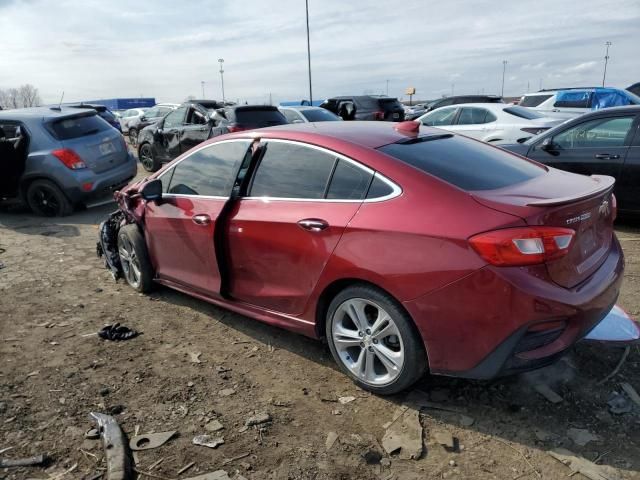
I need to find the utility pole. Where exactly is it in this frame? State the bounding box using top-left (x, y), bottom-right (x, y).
top-left (539, 78), bottom-right (542, 90)
top-left (501, 60), bottom-right (508, 97)
top-left (305, 0), bottom-right (313, 104)
top-left (451, 83), bottom-right (455, 96)
top-left (386, 80), bottom-right (389, 96)
top-left (602, 41), bottom-right (612, 87)
top-left (218, 58), bottom-right (225, 103)
top-left (201, 81), bottom-right (205, 98)
top-left (527, 81), bottom-right (530, 93)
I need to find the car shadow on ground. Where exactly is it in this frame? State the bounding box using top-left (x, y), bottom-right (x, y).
top-left (145, 282), bottom-right (639, 473)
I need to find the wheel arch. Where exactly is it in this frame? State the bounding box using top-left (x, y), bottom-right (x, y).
top-left (19, 174), bottom-right (69, 203)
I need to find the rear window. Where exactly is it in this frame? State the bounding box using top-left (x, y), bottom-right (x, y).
top-left (503, 106), bottom-right (546, 120)
top-left (519, 94), bottom-right (552, 107)
top-left (235, 109), bottom-right (287, 126)
top-left (378, 98), bottom-right (403, 110)
top-left (48, 114), bottom-right (110, 140)
top-left (553, 91), bottom-right (592, 109)
top-left (378, 135), bottom-right (545, 191)
top-left (301, 109), bottom-right (341, 122)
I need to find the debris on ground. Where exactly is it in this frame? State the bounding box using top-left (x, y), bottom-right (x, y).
top-left (533, 383), bottom-right (563, 404)
top-left (620, 382), bottom-right (640, 407)
top-left (432, 431), bottom-right (456, 450)
top-left (567, 428), bottom-right (600, 446)
top-left (129, 430), bottom-right (177, 450)
top-left (189, 352), bottom-right (202, 363)
top-left (184, 471), bottom-right (232, 480)
top-left (325, 431), bottom-right (338, 451)
top-left (218, 388), bottom-right (236, 397)
top-left (381, 406), bottom-right (423, 460)
top-left (221, 452), bottom-right (251, 466)
top-left (205, 419), bottom-right (224, 432)
top-left (85, 428), bottom-right (100, 439)
top-left (363, 449), bottom-right (382, 464)
top-left (607, 391), bottom-right (632, 415)
top-left (245, 412), bottom-right (271, 426)
top-left (98, 323), bottom-right (139, 341)
top-left (193, 434), bottom-right (225, 449)
top-left (548, 448), bottom-right (622, 480)
top-left (0, 454), bottom-right (47, 468)
top-left (177, 461), bottom-right (196, 475)
top-left (338, 396), bottom-right (356, 404)
top-left (90, 411), bottom-right (132, 480)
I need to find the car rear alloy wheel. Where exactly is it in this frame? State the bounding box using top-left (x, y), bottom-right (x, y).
top-left (117, 224), bottom-right (153, 293)
top-left (327, 285), bottom-right (426, 394)
top-left (26, 179), bottom-right (72, 217)
top-left (139, 144), bottom-right (159, 172)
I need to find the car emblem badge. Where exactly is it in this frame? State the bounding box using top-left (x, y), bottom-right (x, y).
top-left (599, 200), bottom-right (610, 217)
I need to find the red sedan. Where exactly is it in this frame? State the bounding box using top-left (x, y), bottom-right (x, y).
top-left (98, 121), bottom-right (623, 394)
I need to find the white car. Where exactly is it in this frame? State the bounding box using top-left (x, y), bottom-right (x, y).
top-left (118, 108), bottom-right (148, 133)
top-left (279, 106), bottom-right (342, 123)
top-left (415, 103), bottom-right (564, 144)
top-left (519, 87), bottom-right (640, 119)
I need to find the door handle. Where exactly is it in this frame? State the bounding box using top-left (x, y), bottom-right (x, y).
top-left (192, 214), bottom-right (211, 226)
top-left (595, 154), bottom-right (620, 160)
top-left (297, 218), bottom-right (328, 232)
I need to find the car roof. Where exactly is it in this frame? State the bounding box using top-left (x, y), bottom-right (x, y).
top-left (428, 103), bottom-right (509, 112)
top-left (0, 106), bottom-right (96, 121)
top-left (279, 105), bottom-right (323, 111)
top-left (224, 120), bottom-right (444, 149)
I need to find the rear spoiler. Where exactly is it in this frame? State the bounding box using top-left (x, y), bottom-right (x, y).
top-left (526, 175), bottom-right (615, 207)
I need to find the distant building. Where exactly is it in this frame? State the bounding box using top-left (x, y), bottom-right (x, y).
top-left (81, 98), bottom-right (156, 110)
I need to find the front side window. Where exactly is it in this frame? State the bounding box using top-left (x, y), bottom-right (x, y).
top-left (281, 109), bottom-right (303, 123)
top-left (165, 141), bottom-right (249, 196)
top-left (163, 107), bottom-right (187, 128)
top-left (144, 107), bottom-right (158, 118)
top-left (519, 94), bottom-right (552, 107)
top-left (249, 142), bottom-right (336, 199)
top-left (553, 116), bottom-right (635, 149)
top-left (421, 107), bottom-right (458, 126)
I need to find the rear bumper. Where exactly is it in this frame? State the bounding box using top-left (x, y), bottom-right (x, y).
top-left (403, 236), bottom-right (624, 379)
top-left (65, 153), bottom-right (137, 203)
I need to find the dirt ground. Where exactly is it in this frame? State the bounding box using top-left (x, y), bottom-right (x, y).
top-left (1, 162), bottom-right (640, 480)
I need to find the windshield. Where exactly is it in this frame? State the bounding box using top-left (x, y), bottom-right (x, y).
top-left (301, 109), bottom-right (341, 122)
top-left (503, 106), bottom-right (546, 120)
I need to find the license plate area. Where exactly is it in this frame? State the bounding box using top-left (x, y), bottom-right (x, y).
top-left (99, 141), bottom-right (116, 155)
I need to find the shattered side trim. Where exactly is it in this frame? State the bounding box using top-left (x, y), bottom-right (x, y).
top-left (97, 210), bottom-right (125, 281)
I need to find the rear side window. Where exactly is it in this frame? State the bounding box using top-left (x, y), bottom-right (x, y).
top-left (457, 108), bottom-right (494, 125)
top-left (235, 109), bottom-right (287, 126)
top-left (519, 94), bottom-right (552, 107)
top-left (379, 135), bottom-right (545, 191)
top-left (366, 175), bottom-right (394, 199)
top-left (48, 114), bottom-right (110, 140)
top-left (554, 91), bottom-right (592, 108)
top-left (166, 141), bottom-right (249, 196)
top-left (250, 142), bottom-right (336, 198)
top-left (326, 159), bottom-right (372, 200)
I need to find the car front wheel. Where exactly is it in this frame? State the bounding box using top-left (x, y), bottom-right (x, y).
top-left (117, 224), bottom-right (153, 293)
top-left (139, 143), bottom-right (160, 172)
top-left (326, 284), bottom-right (427, 395)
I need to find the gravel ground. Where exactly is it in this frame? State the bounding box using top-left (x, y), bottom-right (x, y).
top-left (1, 162), bottom-right (639, 480)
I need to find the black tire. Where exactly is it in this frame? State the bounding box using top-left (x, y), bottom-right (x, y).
top-left (139, 143), bottom-right (160, 172)
top-left (117, 224), bottom-right (154, 293)
top-left (26, 179), bottom-right (73, 217)
top-left (129, 128), bottom-right (138, 147)
top-left (326, 284), bottom-right (427, 395)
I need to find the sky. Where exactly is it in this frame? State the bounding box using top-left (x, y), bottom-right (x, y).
top-left (1, 0), bottom-right (639, 105)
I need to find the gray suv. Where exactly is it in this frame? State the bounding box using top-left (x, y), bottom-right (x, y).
top-left (0, 107), bottom-right (136, 216)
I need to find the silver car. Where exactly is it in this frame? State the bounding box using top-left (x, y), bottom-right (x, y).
top-left (0, 106), bottom-right (136, 216)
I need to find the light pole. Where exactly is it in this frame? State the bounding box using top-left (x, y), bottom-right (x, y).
top-left (602, 41), bottom-right (612, 87)
top-left (451, 83), bottom-right (455, 96)
top-left (201, 81), bottom-right (206, 98)
top-left (218, 58), bottom-right (225, 103)
top-left (386, 80), bottom-right (389, 96)
top-left (305, 0), bottom-right (313, 104)
top-left (501, 60), bottom-right (508, 97)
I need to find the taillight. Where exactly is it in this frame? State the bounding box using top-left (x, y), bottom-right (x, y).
top-left (611, 194), bottom-right (617, 221)
top-left (373, 111), bottom-right (385, 120)
top-left (228, 125), bottom-right (246, 133)
top-left (469, 227), bottom-right (575, 266)
top-left (520, 127), bottom-right (549, 135)
top-left (52, 149), bottom-right (86, 169)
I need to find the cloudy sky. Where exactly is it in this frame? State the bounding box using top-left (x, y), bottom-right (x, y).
top-left (1, 0), bottom-right (639, 105)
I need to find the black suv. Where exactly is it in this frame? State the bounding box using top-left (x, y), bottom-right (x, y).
top-left (137, 104), bottom-right (287, 172)
top-left (424, 95), bottom-right (503, 113)
top-left (320, 96), bottom-right (405, 121)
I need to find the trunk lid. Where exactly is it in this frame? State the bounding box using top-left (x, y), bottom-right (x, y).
top-left (471, 169), bottom-right (616, 288)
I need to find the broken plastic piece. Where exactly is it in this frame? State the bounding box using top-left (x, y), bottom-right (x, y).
top-left (89, 412), bottom-right (132, 480)
top-left (99, 323), bottom-right (139, 341)
top-left (129, 431), bottom-right (177, 451)
top-left (0, 454), bottom-right (46, 468)
top-left (584, 305), bottom-right (640, 343)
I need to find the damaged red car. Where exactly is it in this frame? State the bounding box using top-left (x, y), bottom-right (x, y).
top-left (98, 121), bottom-right (624, 394)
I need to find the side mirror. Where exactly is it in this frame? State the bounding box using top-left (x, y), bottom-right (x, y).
top-left (540, 137), bottom-right (556, 151)
top-left (140, 179), bottom-right (162, 201)
top-left (140, 116), bottom-right (147, 121)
